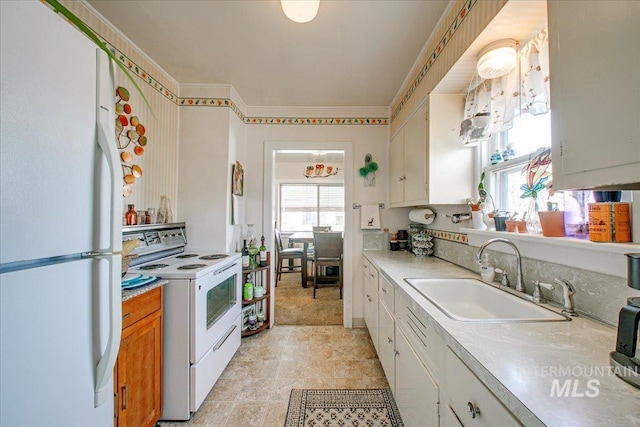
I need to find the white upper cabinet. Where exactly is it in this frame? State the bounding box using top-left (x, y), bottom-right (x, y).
top-left (389, 94), bottom-right (474, 207)
top-left (548, 1), bottom-right (640, 190)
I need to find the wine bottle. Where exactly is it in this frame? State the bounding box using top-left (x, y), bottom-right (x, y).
top-left (241, 239), bottom-right (249, 269)
top-left (259, 236), bottom-right (267, 267)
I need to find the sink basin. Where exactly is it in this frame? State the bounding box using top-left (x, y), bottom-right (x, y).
top-left (405, 278), bottom-right (569, 322)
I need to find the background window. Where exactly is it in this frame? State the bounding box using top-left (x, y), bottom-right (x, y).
top-left (279, 184), bottom-right (344, 232)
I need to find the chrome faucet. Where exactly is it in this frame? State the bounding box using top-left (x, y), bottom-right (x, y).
top-left (553, 277), bottom-right (578, 317)
top-left (476, 238), bottom-right (525, 292)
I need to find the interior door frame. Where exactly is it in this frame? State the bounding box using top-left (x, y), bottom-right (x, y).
top-left (263, 141), bottom-right (354, 328)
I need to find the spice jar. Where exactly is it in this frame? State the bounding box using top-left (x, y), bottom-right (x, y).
top-left (125, 204), bottom-right (138, 226)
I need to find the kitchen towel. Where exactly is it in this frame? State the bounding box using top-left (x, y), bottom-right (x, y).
top-left (361, 204), bottom-right (381, 230)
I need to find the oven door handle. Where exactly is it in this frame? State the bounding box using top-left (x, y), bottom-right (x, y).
top-left (214, 262), bottom-right (238, 275)
top-left (212, 324), bottom-right (237, 352)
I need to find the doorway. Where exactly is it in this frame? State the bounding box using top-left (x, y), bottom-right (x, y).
top-left (263, 142), bottom-right (354, 328)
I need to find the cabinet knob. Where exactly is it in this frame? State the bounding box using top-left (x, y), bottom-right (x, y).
top-left (467, 402), bottom-right (480, 419)
top-left (387, 337), bottom-right (393, 344)
top-left (399, 176), bottom-right (406, 181)
top-left (382, 287), bottom-right (387, 293)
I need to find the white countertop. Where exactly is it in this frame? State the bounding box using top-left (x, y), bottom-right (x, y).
top-left (364, 250), bottom-right (640, 427)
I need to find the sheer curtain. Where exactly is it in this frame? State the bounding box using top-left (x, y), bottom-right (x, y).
top-left (462, 27), bottom-right (550, 141)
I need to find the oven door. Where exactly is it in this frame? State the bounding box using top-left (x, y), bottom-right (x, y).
top-left (190, 260), bottom-right (241, 364)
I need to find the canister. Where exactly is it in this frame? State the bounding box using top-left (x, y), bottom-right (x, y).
top-left (588, 202), bottom-right (631, 242)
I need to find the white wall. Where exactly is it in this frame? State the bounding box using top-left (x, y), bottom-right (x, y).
top-left (243, 107), bottom-right (413, 325)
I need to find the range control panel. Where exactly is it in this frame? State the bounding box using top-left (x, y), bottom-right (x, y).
top-left (122, 223), bottom-right (187, 257)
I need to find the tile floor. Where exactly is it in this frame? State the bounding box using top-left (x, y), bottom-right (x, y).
top-left (159, 325), bottom-right (388, 426)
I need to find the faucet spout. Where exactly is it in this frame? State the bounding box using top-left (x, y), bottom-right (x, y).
top-left (476, 238), bottom-right (525, 292)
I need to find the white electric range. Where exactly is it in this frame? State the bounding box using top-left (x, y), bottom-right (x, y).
top-left (123, 223), bottom-right (242, 421)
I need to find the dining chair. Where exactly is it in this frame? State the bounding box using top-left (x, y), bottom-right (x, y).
top-left (311, 231), bottom-right (343, 299)
top-left (312, 226), bottom-right (332, 232)
top-left (274, 229), bottom-right (306, 286)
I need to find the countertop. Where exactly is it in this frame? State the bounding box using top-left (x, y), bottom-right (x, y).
top-left (364, 250), bottom-right (640, 427)
top-left (122, 279), bottom-right (167, 302)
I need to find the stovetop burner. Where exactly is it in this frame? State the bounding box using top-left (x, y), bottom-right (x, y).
top-left (176, 254), bottom-right (199, 259)
top-left (199, 254), bottom-right (229, 260)
top-left (178, 263), bottom-right (207, 270)
top-left (138, 263), bottom-right (169, 270)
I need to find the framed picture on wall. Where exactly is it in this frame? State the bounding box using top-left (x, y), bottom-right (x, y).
top-left (232, 161), bottom-right (244, 196)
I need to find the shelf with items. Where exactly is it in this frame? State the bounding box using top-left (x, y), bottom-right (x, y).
top-left (241, 252), bottom-right (270, 337)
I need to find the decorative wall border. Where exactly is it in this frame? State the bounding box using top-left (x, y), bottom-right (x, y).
top-left (244, 117), bottom-right (388, 125)
top-left (426, 229), bottom-right (468, 244)
top-left (179, 98), bottom-right (246, 121)
top-left (390, 0), bottom-right (477, 123)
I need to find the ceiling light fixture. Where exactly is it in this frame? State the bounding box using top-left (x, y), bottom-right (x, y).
top-left (477, 39), bottom-right (518, 80)
top-left (281, 0), bottom-right (319, 23)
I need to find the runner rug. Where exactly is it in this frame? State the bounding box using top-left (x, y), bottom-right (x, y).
top-left (285, 389), bottom-right (404, 427)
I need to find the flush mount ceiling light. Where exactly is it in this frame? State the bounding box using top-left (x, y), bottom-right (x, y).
top-left (281, 0), bottom-right (319, 23)
top-left (477, 39), bottom-right (518, 80)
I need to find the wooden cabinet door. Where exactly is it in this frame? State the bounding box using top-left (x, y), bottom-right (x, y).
top-left (117, 310), bottom-right (163, 427)
top-left (395, 327), bottom-right (439, 427)
top-left (403, 104), bottom-right (427, 204)
top-left (389, 131), bottom-right (405, 206)
top-left (548, 1), bottom-right (640, 189)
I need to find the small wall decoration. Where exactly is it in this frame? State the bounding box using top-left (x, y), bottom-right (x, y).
top-left (303, 164), bottom-right (340, 178)
top-left (359, 153), bottom-right (378, 187)
top-left (232, 161), bottom-right (244, 196)
top-left (115, 86), bottom-right (148, 197)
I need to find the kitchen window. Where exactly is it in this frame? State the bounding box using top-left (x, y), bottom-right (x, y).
top-left (279, 183), bottom-right (344, 232)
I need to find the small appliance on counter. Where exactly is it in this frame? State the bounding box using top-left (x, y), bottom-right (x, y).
top-left (610, 253), bottom-right (640, 388)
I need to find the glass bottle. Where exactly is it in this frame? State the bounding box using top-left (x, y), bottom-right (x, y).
top-left (125, 204), bottom-right (138, 226)
top-left (146, 208), bottom-right (156, 224)
top-left (259, 236), bottom-right (267, 267)
top-left (157, 195), bottom-right (169, 224)
top-left (526, 197), bottom-right (542, 234)
top-left (241, 240), bottom-right (250, 269)
top-left (245, 224), bottom-right (257, 247)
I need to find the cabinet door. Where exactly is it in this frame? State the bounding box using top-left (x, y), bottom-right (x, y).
top-left (548, 1), bottom-right (640, 189)
top-left (378, 301), bottom-right (395, 392)
top-left (403, 104), bottom-right (427, 203)
top-left (445, 347), bottom-right (520, 426)
top-left (363, 276), bottom-right (378, 352)
top-left (389, 131), bottom-right (405, 205)
top-left (395, 327), bottom-right (439, 427)
top-left (117, 311), bottom-right (163, 427)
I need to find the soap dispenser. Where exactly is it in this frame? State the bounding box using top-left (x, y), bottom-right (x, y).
top-left (479, 253), bottom-right (495, 282)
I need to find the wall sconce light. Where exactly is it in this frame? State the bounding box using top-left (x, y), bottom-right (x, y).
top-left (477, 39), bottom-right (518, 79)
top-left (281, 0), bottom-right (320, 23)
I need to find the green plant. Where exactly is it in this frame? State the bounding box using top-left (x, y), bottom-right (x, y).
top-left (477, 171), bottom-right (487, 204)
top-left (45, 0), bottom-right (155, 118)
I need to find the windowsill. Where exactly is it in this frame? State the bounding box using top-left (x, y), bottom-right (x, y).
top-left (461, 228), bottom-right (639, 278)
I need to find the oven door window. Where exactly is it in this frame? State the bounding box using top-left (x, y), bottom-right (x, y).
top-left (206, 274), bottom-right (236, 329)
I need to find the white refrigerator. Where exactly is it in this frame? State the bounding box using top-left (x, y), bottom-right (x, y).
top-left (0, 2), bottom-right (122, 426)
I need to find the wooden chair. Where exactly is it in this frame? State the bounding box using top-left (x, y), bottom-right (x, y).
top-left (312, 231), bottom-right (343, 299)
top-left (274, 229), bottom-right (306, 287)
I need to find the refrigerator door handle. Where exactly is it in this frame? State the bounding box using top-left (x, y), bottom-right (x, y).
top-left (94, 253), bottom-right (122, 407)
top-left (95, 49), bottom-right (121, 255)
top-left (94, 49), bottom-right (122, 408)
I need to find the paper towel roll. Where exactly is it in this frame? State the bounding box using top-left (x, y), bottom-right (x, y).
top-left (409, 208), bottom-right (435, 225)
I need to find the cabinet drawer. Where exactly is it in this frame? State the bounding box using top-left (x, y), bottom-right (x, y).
top-left (122, 286), bottom-right (163, 329)
top-left (378, 301), bottom-right (395, 392)
top-left (378, 274), bottom-right (394, 313)
top-left (367, 263), bottom-right (379, 289)
top-left (396, 297), bottom-right (445, 383)
top-left (445, 347), bottom-right (521, 426)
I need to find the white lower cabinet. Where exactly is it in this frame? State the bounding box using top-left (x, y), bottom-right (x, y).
top-left (395, 327), bottom-right (439, 426)
top-left (444, 347), bottom-right (521, 426)
top-left (363, 272), bottom-right (378, 353)
top-left (378, 299), bottom-right (396, 392)
top-left (363, 256), bottom-right (522, 427)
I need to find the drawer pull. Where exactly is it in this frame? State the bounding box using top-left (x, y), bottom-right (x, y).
top-left (122, 313), bottom-right (132, 320)
top-left (370, 273), bottom-right (375, 278)
top-left (212, 324), bottom-right (237, 352)
top-left (122, 386), bottom-right (128, 410)
top-left (467, 402), bottom-right (480, 419)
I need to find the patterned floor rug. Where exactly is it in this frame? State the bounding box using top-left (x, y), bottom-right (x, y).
top-left (285, 389), bottom-right (404, 427)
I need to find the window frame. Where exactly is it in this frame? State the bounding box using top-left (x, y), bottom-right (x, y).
top-left (278, 182), bottom-right (345, 232)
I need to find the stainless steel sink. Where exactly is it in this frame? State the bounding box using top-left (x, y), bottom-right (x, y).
top-left (405, 278), bottom-right (569, 322)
